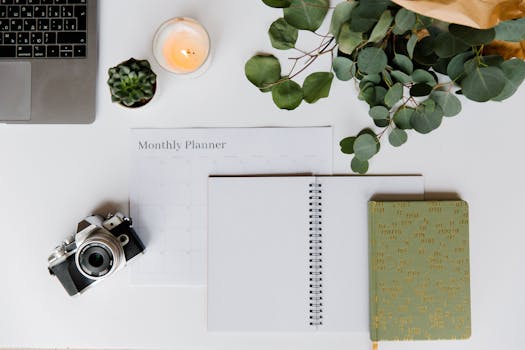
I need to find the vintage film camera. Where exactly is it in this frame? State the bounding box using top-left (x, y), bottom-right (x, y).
top-left (48, 213), bottom-right (145, 296)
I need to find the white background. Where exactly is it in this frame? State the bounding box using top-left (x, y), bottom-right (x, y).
top-left (0, 0), bottom-right (523, 349)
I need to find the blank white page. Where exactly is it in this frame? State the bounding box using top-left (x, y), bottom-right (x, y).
top-left (208, 176), bottom-right (314, 331)
top-left (319, 176), bottom-right (424, 331)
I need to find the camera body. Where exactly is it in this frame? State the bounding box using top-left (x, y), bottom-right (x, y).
top-left (48, 213), bottom-right (145, 296)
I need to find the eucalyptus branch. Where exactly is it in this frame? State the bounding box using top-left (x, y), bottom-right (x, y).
top-left (248, 0), bottom-right (523, 174)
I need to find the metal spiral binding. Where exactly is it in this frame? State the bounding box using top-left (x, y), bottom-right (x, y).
top-left (308, 182), bottom-right (323, 327)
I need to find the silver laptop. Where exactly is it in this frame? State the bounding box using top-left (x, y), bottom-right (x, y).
top-left (0, 0), bottom-right (97, 124)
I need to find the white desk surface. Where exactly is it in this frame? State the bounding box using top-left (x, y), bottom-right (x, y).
top-left (0, 0), bottom-right (523, 349)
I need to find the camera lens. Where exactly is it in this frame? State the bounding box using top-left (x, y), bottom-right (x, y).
top-left (88, 252), bottom-right (104, 268)
top-left (75, 229), bottom-right (126, 280)
top-left (78, 244), bottom-right (114, 278)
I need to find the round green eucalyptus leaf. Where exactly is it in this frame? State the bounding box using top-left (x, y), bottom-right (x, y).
top-left (359, 84), bottom-right (376, 105)
top-left (340, 136), bottom-right (356, 154)
top-left (493, 58), bottom-right (525, 101)
top-left (374, 118), bottom-right (390, 127)
top-left (494, 18), bottom-right (525, 42)
top-left (449, 24), bottom-right (495, 45)
top-left (357, 47), bottom-right (388, 75)
top-left (407, 33), bottom-right (418, 59)
top-left (461, 66), bottom-right (506, 102)
top-left (303, 72), bottom-right (334, 103)
top-left (272, 79), bottom-right (303, 110)
top-left (349, 4), bottom-right (379, 32)
top-left (269, 18), bottom-right (298, 50)
top-left (410, 83), bottom-right (432, 97)
top-left (388, 128), bottom-right (408, 147)
top-left (359, 74), bottom-right (381, 88)
top-left (369, 10), bottom-right (393, 43)
top-left (393, 8), bottom-right (416, 34)
top-left (351, 157), bottom-right (369, 174)
top-left (369, 105), bottom-right (390, 120)
top-left (393, 54), bottom-right (413, 74)
top-left (391, 70), bottom-right (411, 84)
top-left (330, 1), bottom-right (356, 37)
top-left (393, 107), bottom-right (414, 129)
top-left (446, 51), bottom-right (475, 81)
top-left (412, 69), bottom-right (436, 85)
top-left (374, 86), bottom-right (388, 107)
top-left (464, 56), bottom-right (504, 76)
top-left (354, 133), bottom-right (378, 161)
top-left (417, 35), bottom-right (435, 56)
top-left (337, 23), bottom-right (363, 55)
top-left (284, 0), bottom-right (329, 31)
top-left (410, 102), bottom-right (443, 134)
top-left (433, 57), bottom-right (451, 75)
top-left (262, 0), bottom-right (291, 7)
top-left (333, 57), bottom-right (355, 81)
top-left (358, 128), bottom-right (380, 153)
top-left (430, 90), bottom-right (462, 117)
top-left (433, 32), bottom-right (469, 58)
top-left (384, 82), bottom-right (403, 108)
top-left (245, 55), bottom-right (281, 92)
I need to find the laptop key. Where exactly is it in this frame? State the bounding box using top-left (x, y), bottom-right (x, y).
top-left (37, 18), bottom-right (48, 30)
top-left (33, 44), bottom-right (45, 57)
top-left (33, 5), bottom-right (45, 16)
top-left (64, 18), bottom-right (75, 30)
top-left (0, 5), bottom-right (6, 16)
top-left (17, 31), bottom-right (29, 44)
top-left (0, 19), bottom-right (9, 30)
top-left (74, 4), bottom-right (86, 29)
top-left (57, 31), bottom-right (85, 44)
top-left (73, 44), bottom-right (85, 57)
top-left (14, 0), bottom-right (27, 4)
top-left (67, 0), bottom-right (85, 3)
top-left (61, 4), bottom-right (72, 16)
top-left (10, 18), bottom-right (22, 30)
top-left (30, 31), bottom-right (42, 44)
top-left (0, 0), bottom-right (14, 4)
top-left (23, 18), bottom-right (36, 31)
top-left (7, 5), bottom-right (19, 17)
top-left (54, 0), bottom-right (66, 3)
top-left (60, 50), bottom-right (72, 57)
top-left (41, 0), bottom-right (53, 4)
top-left (46, 44), bottom-right (58, 56)
top-left (20, 5), bottom-right (32, 17)
top-left (47, 5), bottom-right (59, 17)
top-left (17, 45), bottom-right (31, 57)
top-left (27, 0), bottom-right (40, 3)
top-left (43, 31), bottom-right (55, 43)
top-left (0, 45), bottom-right (16, 57)
top-left (3, 32), bottom-right (15, 44)
top-left (50, 18), bottom-right (62, 30)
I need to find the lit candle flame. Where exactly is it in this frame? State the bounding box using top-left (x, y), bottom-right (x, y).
top-left (180, 49), bottom-right (195, 58)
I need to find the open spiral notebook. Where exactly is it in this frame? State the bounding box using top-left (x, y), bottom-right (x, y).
top-left (207, 175), bottom-right (424, 332)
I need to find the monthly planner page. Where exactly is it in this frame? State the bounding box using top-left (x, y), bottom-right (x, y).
top-left (129, 127), bottom-right (333, 285)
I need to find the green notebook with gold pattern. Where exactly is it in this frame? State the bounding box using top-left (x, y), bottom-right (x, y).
top-left (368, 201), bottom-right (471, 341)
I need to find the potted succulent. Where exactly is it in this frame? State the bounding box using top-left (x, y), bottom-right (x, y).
top-left (107, 58), bottom-right (157, 108)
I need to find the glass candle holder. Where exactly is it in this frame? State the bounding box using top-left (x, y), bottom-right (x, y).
top-left (153, 17), bottom-right (211, 77)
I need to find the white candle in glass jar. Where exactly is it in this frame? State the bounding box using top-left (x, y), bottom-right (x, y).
top-left (153, 17), bottom-right (211, 76)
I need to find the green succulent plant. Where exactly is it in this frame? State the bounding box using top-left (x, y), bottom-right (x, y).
top-left (107, 58), bottom-right (157, 107)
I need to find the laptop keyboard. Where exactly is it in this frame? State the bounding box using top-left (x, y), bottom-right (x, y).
top-left (0, 0), bottom-right (87, 59)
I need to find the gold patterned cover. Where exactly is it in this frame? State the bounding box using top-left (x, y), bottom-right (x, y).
top-left (368, 201), bottom-right (471, 341)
